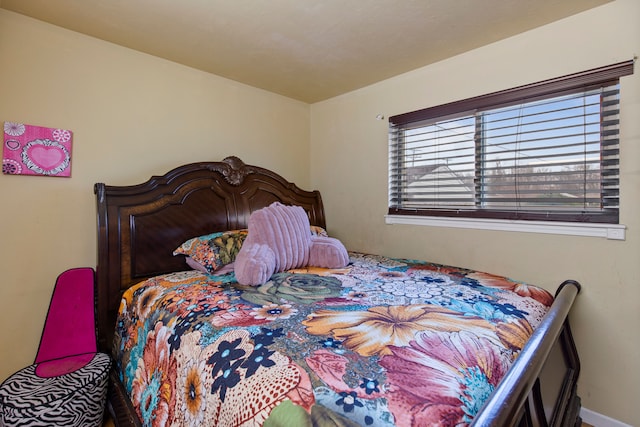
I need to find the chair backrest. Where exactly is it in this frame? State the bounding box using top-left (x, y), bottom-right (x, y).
top-left (35, 268), bottom-right (97, 364)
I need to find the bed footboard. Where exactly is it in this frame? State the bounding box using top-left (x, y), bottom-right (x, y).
top-left (471, 280), bottom-right (581, 427)
top-left (106, 280), bottom-right (581, 427)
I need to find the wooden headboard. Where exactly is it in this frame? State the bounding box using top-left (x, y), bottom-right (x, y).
top-left (94, 156), bottom-right (325, 352)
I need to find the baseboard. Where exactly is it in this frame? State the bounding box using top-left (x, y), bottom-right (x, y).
top-left (581, 407), bottom-right (632, 427)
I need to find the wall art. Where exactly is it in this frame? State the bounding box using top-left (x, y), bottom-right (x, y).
top-left (3, 122), bottom-right (73, 177)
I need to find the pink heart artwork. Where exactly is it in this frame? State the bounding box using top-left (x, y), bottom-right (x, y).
top-left (3, 122), bottom-right (72, 177)
top-left (28, 145), bottom-right (65, 169)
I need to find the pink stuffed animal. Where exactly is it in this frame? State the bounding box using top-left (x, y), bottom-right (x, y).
top-left (235, 202), bottom-right (349, 285)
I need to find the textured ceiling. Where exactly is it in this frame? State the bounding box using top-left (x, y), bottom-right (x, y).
top-left (0, 0), bottom-right (611, 103)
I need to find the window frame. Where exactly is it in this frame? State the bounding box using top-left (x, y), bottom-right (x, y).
top-left (387, 60), bottom-right (634, 240)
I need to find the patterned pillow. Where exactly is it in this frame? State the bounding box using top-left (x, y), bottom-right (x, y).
top-left (310, 225), bottom-right (329, 237)
top-left (175, 226), bottom-right (330, 274)
top-left (173, 229), bottom-right (248, 274)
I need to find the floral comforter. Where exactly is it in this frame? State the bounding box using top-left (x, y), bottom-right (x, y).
top-left (114, 252), bottom-right (553, 427)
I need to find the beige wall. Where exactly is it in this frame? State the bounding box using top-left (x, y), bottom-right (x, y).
top-left (310, 0), bottom-right (639, 425)
top-left (0, 9), bottom-right (310, 380)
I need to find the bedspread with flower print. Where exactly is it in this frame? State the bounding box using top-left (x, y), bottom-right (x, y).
top-left (114, 252), bottom-right (553, 427)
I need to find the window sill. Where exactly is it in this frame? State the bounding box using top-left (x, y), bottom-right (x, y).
top-left (384, 215), bottom-right (626, 240)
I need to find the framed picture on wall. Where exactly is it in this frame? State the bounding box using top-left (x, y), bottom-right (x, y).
top-left (3, 122), bottom-right (73, 177)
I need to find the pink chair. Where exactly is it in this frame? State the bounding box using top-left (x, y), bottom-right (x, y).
top-left (0, 268), bottom-right (111, 426)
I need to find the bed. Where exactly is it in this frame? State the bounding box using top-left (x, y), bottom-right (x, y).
top-left (94, 156), bottom-right (582, 427)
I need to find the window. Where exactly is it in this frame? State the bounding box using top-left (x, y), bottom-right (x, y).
top-left (388, 61), bottom-right (634, 237)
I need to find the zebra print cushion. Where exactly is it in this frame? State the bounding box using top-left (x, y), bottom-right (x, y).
top-left (0, 352), bottom-right (111, 427)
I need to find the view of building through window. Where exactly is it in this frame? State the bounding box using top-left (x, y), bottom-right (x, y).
top-left (399, 87), bottom-right (615, 212)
